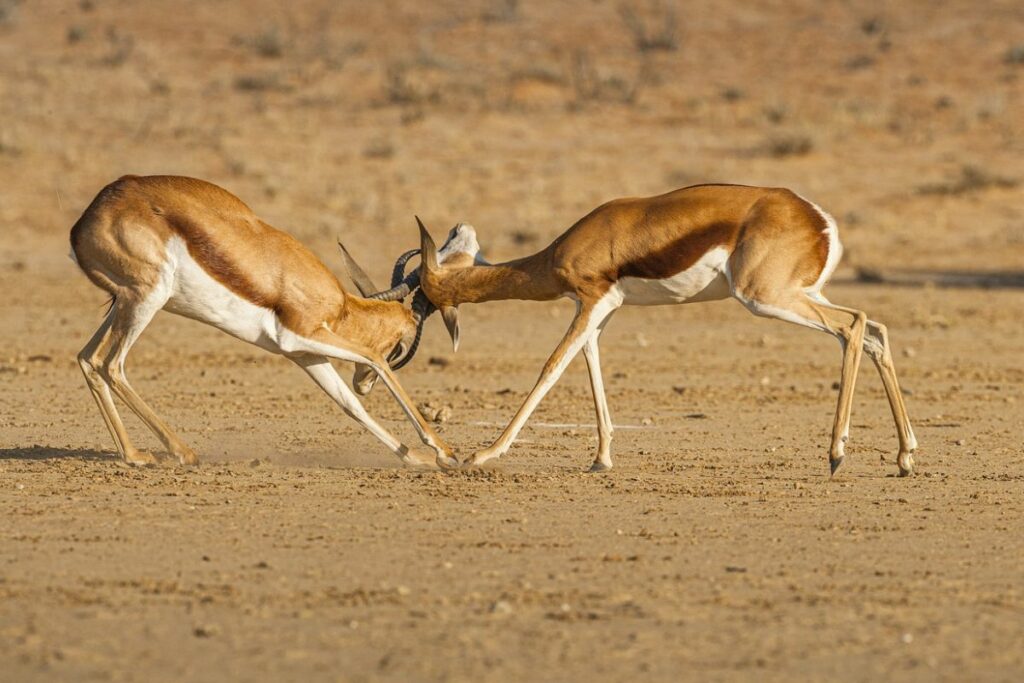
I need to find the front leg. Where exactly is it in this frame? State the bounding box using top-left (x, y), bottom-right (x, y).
top-left (469, 294), bottom-right (620, 467)
top-left (295, 357), bottom-right (439, 468)
top-left (582, 333), bottom-right (614, 472)
top-left (301, 329), bottom-right (458, 469)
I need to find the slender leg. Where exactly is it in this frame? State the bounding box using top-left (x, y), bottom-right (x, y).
top-left (296, 329), bottom-right (457, 468)
top-left (469, 294), bottom-right (621, 466)
top-left (813, 301), bottom-right (868, 472)
top-left (78, 310), bottom-right (150, 464)
top-left (295, 356), bottom-right (438, 468)
top-left (100, 295), bottom-right (198, 465)
top-left (863, 320), bottom-right (917, 475)
top-left (583, 323), bottom-right (614, 472)
top-left (737, 294), bottom-right (867, 475)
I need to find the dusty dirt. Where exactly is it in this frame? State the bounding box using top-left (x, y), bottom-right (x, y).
top-left (2, 1), bottom-right (1023, 681)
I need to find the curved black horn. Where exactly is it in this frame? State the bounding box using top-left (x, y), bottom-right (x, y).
top-left (390, 249), bottom-right (421, 288)
top-left (366, 282), bottom-right (412, 302)
top-left (390, 289), bottom-right (436, 370)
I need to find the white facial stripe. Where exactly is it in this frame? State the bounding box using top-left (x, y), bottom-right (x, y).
top-left (437, 223), bottom-right (488, 265)
top-left (618, 246), bottom-right (732, 305)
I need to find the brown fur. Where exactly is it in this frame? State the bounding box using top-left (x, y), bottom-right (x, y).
top-left (414, 183), bottom-right (913, 476)
top-left (70, 175), bottom-right (451, 468)
top-left (422, 184), bottom-right (832, 305)
top-left (71, 175), bottom-right (413, 357)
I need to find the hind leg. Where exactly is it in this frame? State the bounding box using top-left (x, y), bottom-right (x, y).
top-left (78, 307), bottom-right (157, 466)
top-left (735, 292), bottom-right (867, 475)
top-left (862, 319), bottom-right (917, 475)
top-left (100, 293), bottom-right (199, 465)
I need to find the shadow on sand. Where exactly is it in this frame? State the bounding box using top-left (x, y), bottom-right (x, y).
top-left (840, 269), bottom-right (1024, 289)
top-left (0, 446), bottom-right (115, 461)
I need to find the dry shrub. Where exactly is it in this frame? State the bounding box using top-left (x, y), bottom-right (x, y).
top-left (762, 134), bottom-right (814, 158)
top-left (917, 165), bottom-right (1018, 196)
top-left (481, 0), bottom-right (519, 23)
top-left (619, 2), bottom-right (679, 52)
top-left (569, 51), bottom-right (650, 107)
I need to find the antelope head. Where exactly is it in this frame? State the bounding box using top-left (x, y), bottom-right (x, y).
top-left (336, 221), bottom-right (481, 394)
top-left (415, 217), bottom-right (487, 353)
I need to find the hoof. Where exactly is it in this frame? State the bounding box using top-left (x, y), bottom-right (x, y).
top-left (125, 450), bottom-right (158, 467)
top-left (402, 449), bottom-right (439, 470)
top-left (466, 450), bottom-right (498, 468)
top-left (897, 451), bottom-right (915, 477)
top-left (588, 461), bottom-right (612, 473)
top-left (436, 453), bottom-right (460, 470)
top-left (175, 448), bottom-right (200, 467)
top-left (829, 456), bottom-right (844, 476)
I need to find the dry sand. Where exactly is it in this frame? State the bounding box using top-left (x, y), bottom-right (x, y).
top-left (1, 1), bottom-right (1023, 681)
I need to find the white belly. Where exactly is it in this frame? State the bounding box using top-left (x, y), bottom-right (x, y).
top-left (618, 246), bottom-right (732, 305)
top-left (163, 237), bottom-right (283, 351)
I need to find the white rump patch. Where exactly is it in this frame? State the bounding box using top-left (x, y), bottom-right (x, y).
top-left (619, 246), bottom-right (732, 305)
top-left (799, 196), bottom-right (843, 294)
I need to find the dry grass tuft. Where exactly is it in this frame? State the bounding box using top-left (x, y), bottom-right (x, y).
top-left (619, 2), bottom-right (678, 52)
top-left (760, 134), bottom-right (814, 158)
top-left (917, 165), bottom-right (1019, 196)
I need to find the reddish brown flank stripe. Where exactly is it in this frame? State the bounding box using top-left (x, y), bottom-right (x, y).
top-left (167, 212), bottom-right (279, 312)
top-left (618, 220), bottom-right (738, 280)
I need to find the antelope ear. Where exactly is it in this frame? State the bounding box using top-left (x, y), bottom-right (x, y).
top-left (336, 239), bottom-right (378, 296)
top-left (417, 216), bottom-right (439, 272)
top-left (440, 305), bottom-right (460, 352)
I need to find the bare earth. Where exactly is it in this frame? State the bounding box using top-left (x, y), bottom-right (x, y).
top-left (1, 1), bottom-right (1023, 681)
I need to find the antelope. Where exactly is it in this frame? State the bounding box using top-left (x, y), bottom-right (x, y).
top-left (69, 175), bottom-right (457, 469)
top-left (405, 184), bottom-right (918, 476)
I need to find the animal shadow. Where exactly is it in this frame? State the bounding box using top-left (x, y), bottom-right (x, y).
top-left (0, 446), bottom-right (115, 461)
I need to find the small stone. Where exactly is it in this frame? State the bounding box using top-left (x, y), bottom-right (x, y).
top-left (396, 585), bottom-right (411, 596)
top-left (641, 417), bottom-right (653, 426)
top-left (490, 600), bottom-right (513, 615)
top-left (955, 439), bottom-right (965, 446)
top-left (902, 347), bottom-right (917, 358)
top-left (434, 406), bottom-right (453, 424)
top-left (760, 376), bottom-right (771, 386)
top-left (901, 632), bottom-right (913, 644)
top-left (193, 624), bottom-right (219, 638)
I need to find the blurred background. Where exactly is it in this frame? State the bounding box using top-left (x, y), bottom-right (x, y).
top-left (1, 0), bottom-right (1021, 278)
top-left (2, 4), bottom-right (1024, 680)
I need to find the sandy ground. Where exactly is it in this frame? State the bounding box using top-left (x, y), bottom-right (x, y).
top-left (2, 1), bottom-right (1023, 681)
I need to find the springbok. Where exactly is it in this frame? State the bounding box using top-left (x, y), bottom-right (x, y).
top-left (70, 175), bottom-right (456, 469)
top-left (408, 184), bottom-right (918, 476)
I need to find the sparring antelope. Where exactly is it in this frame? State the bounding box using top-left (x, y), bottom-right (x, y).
top-left (70, 175), bottom-right (456, 469)
top-left (405, 184), bottom-right (918, 476)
